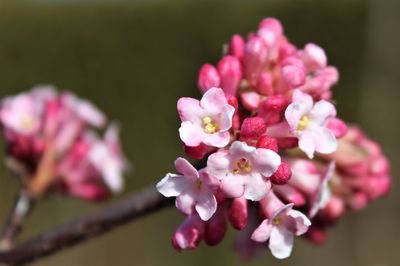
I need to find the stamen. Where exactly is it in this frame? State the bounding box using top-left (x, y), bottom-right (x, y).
top-left (272, 217), bottom-right (281, 225)
top-left (203, 116), bottom-right (219, 133)
top-left (195, 179), bottom-right (202, 190)
top-left (296, 116), bottom-right (309, 131)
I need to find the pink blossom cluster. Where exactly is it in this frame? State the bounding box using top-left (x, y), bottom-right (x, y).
top-left (0, 85), bottom-right (129, 201)
top-left (157, 18), bottom-right (391, 259)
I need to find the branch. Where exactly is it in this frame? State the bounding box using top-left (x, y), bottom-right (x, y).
top-left (0, 185), bottom-right (173, 265)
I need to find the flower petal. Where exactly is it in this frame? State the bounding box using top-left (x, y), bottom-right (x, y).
top-left (309, 100), bottom-right (336, 125)
top-left (179, 121), bottom-right (205, 147)
top-left (221, 176), bottom-right (245, 198)
top-left (156, 173), bottom-right (188, 197)
top-left (251, 219), bottom-right (272, 243)
top-left (203, 131), bottom-right (230, 148)
top-left (177, 97), bottom-right (203, 123)
top-left (206, 150), bottom-right (231, 179)
top-left (244, 173), bottom-right (271, 201)
top-left (175, 157), bottom-right (198, 178)
top-left (218, 104), bottom-right (235, 131)
top-left (253, 148), bottom-right (281, 177)
top-left (269, 226), bottom-right (294, 259)
top-left (195, 192), bottom-right (217, 221)
top-left (287, 210), bottom-right (311, 236)
top-left (176, 193), bottom-right (196, 215)
top-left (200, 87), bottom-right (228, 114)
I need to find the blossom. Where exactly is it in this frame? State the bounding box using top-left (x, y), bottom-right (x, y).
top-left (207, 141), bottom-right (280, 201)
top-left (157, 157), bottom-right (219, 220)
top-left (252, 194), bottom-right (311, 259)
top-left (284, 89), bottom-right (338, 158)
top-left (178, 87), bottom-right (235, 148)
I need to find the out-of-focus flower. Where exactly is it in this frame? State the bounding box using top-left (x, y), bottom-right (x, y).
top-left (0, 86), bottom-right (129, 201)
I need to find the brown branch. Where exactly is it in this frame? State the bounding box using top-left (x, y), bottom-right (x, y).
top-left (0, 185), bottom-right (173, 265)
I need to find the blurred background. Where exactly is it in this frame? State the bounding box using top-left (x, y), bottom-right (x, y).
top-left (0, 0), bottom-right (398, 265)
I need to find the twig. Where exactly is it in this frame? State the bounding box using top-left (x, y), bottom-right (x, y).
top-left (0, 185), bottom-right (173, 265)
top-left (0, 190), bottom-right (34, 251)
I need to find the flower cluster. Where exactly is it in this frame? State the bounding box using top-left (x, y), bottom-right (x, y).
top-left (0, 86), bottom-right (129, 201)
top-left (157, 18), bottom-right (391, 259)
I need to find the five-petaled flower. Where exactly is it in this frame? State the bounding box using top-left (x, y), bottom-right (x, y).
top-left (178, 87), bottom-right (235, 148)
top-left (207, 141), bottom-right (281, 201)
top-left (157, 157), bottom-right (220, 221)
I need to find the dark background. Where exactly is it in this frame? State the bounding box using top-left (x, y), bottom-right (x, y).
top-left (0, 0), bottom-right (398, 265)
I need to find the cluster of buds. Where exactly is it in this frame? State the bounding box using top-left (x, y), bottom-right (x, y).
top-left (0, 86), bottom-right (129, 201)
top-left (157, 18), bottom-right (391, 259)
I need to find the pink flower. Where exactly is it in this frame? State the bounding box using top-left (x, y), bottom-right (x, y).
top-left (157, 157), bottom-right (219, 221)
top-left (207, 141), bottom-right (281, 201)
top-left (252, 194), bottom-right (311, 259)
top-left (285, 89), bottom-right (338, 158)
top-left (88, 124), bottom-right (129, 193)
top-left (178, 87), bottom-right (235, 148)
top-left (0, 93), bottom-right (42, 135)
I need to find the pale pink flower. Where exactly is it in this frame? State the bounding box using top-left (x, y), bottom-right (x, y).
top-left (0, 93), bottom-right (42, 135)
top-left (88, 124), bottom-right (128, 193)
top-left (157, 157), bottom-right (219, 221)
top-left (178, 87), bottom-right (235, 148)
top-left (206, 141), bottom-right (281, 201)
top-left (252, 195), bottom-right (311, 259)
top-left (285, 89), bottom-right (337, 158)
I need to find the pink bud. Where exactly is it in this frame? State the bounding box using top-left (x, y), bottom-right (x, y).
top-left (326, 118), bottom-right (348, 138)
top-left (270, 162), bottom-right (292, 185)
top-left (229, 34), bottom-right (245, 59)
top-left (306, 227), bottom-right (327, 245)
top-left (258, 18), bottom-right (283, 36)
top-left (273, 185), bottom-right (306, 206)
top-left (365, 175), bottom-right (391, 200)
top-left (68, 184), bottom-right (109, 201)
top-left (198, 64), bottom-right (221, 94)
top-left (184, 143), bottom-right (208, 160)
top-left (281, 63), bottom-right (306, 88)
top-left (229, 196), bottom-right (248, 230)
top-left (348, 192), bottom-right (368, 211)
top-left (217, 55), bottom-right (242, 96)
top-left (277, 137), bottom-right (298, 149)
top-left (257, 72), bottom-right (274, 96)
top-left (257, 18), bottom-right (283, 47)
top-left (259, 94), bottom-right (287, 113)
top-left (172, 216), bottom-right (205, 251)
top-left (240, 91), bottom-right (260, 111)
top-left (205, 207), bottom-right (227, 246)
top-left (240, 117), bottom-right (266, 141)
top-left (302, 43), bottom-right (327, 72)
top-left (370, 156), bottom-right (390, 176)
top-left (279, 41), bottom-right (297, 61)
top-left (256, 136), bottom-right (278, 152)
top-left (244, 36), bottom-right (268, 85)
top-left (321, 196), bottom-right (345, 220)
top-left (226, 95), bottom-right (239, 110)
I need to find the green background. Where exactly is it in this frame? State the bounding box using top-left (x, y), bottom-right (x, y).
top-left (0, 0), bottom-right (398, 265)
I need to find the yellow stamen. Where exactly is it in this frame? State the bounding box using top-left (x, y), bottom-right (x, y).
top-left (21, 117), bottom-right (34, 130)
top-left (296, 116), bottom-right (309, 131)
top-left (195, 179), bottom-right (202, 190)
top-left (203, 116), bottom-right (219, 134)
top-left (233, 158), bottom-right (253, 174)
top-left (272, 217), bottom-right (281, 225)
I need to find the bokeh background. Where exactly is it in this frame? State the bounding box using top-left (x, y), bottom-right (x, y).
top-left (0, 0), bottom-right (398, 265)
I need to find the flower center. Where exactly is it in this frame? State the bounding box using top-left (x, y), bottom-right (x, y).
top-left (296, 116), bottom-right (309, 131)
top-left (233, 158), bottom-right (252, 174)
top-left (203, 116), bottom-right (219, 134)
top-left (20, 116), bottom-right (35, 131)
top-left (272, 217), bottom-right (282, 225)
top-left (195, 179), bottom-right (202, 190)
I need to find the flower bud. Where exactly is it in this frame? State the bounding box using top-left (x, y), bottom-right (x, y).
top-left (281, 62), bottom-right (306, 88)
top-left (172, 216), bottom-right (205, 251)
top-left (184, 143), bottom-right (208, 160)
top-left (306, 226), bottom-right (327, 245)
top-left (205, 207), bottom-right (227, 246)
top-left (217, 55), bottom-right (242, 96)
top-left (257, 72), bottom-right (274, 96)
top-left (229, 196), bottom-right (248, 230)
top-left (302, 43), bottom-right (327, 72)
top-left (273, 185), bottom-right (306, 206)
top-left (270, 162), bottom-right (292, 185)
top-left (198, 64), bottom-right (221, 94)
top-left (244, 36), bottom-right (268, 85)
top-left (229, 34), bottom-right (245, 59)
top-left (326, 118), bottom-right (348, 138)
top-left (256, 135), bottom-right (278, 152)
top-left (240, 91), bottom-right (260, 111)
top-left (240, 117), bottom-right (266, 141)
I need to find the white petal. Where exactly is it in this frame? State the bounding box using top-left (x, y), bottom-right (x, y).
top-left (269, 226), bottom-right (294, 259)
top-left (179, 121), bottom-right (205, 147)
top-left (156, 173), bottom-right (188, 197)
top-left (195, 192), bottom-right (217, 221)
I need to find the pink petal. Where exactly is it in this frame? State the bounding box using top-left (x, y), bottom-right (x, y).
top-left (309, 100), bottom-right (336, 125)
top-left (206, 150), bottom-right (231, 179)
top-left (221, 176), bottom-right (245, 198)
top-left (176, 193), bottom-right (196, 216)
top-left (310, 125), bottom-right (338, 155)
top-left (251, 219), bottom-right (272, 243)
top-left (203, 131), bottom-right (230, 148)
top-left (287, 210), bottom-right (311, 236)
top-left (174, 157), bottom-right (198, 178)
top-left (200, 87), bottom-right (228, 115)
top-left (269, 226), bottom-right (294, 259)
top-left (298, 132), bottom-right (316, 159)
top-left (177, 97), bottom-right (203, 123)
top-left (218, 104), bottom-right (235, 131)
top-left (195, 192), bottom-right (217, 221)
top-left (252, 148), bottom-right (281, 177)
top-left (179, 121), bottom-right (204, 147)
top-left (156, 173), bottom-right (189, 197)
top-left (244, 173), bottom-right (271, 201)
